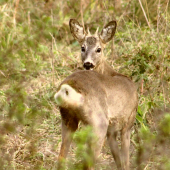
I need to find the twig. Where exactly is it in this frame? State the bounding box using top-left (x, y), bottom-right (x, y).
top-left (0, 70), bottom-right (6, 77)
top-left (143, 164), bottom-right (149, 170)
top-left (157, 0), bottom-right (161, 33)
top-left (80, 0), bottom-right (85, 31)
top-left (141, 79), bottom-right (144, 95)
top-left (165, 0), bottom-right (169, 34)
top-left (13, 0), bottom-right (20, 26)
top-left (28, 11), bottom-right (30, 28)
top-left (138, 0), bottom-right (150, 28)
top-left (49, 33), bottom-right (57, 86)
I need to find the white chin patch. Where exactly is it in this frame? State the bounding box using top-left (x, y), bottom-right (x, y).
top-left (54, 84), bottom-right (84, 107)
top-left (90, 68), bottom-right (93, 70)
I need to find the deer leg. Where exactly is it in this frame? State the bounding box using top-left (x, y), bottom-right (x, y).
top-left (93, 123), bottom-right (108, 158)
top-left (57, 118), bottom-right (78, 169)
top-left (84, 117), bottom-right (108, 170)
top-left (121, 129), bottom-right (130, 170)
top-left (107, 128), bottom-right (122, 170)
top-left (121, 109), bottom-right (136, 170)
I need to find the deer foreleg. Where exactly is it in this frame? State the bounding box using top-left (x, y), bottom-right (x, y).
top-left (107, 129), bottom-right (122, 170)
top-left (57, 118), bottom-right (78, 169)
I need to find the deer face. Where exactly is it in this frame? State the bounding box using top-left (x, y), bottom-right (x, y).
top-left (69, 19), bottom-right (117, 70)
top-left (81, 35), bottom-right (103, 70)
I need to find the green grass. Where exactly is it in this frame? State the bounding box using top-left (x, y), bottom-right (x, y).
top-left (0, 0), bottom-right (170, 169)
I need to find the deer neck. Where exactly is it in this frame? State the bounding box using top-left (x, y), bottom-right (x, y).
top-left (95, 59), bottom-right (120, 77)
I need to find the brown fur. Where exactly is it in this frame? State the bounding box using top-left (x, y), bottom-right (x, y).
top-left (86, 36), bottom-right (97, 46)
top-left (56, 70), bottom-right (138, 170)
top-left (69, 19), bottom-right (125, 78)
top-left (55, 19), bottom-right (138, 170)
top-left (67, 19), bottom-right (138, 169)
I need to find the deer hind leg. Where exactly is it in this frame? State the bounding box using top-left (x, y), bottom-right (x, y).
top-left (121, 129), bottom-right (130, 170)
top-left (121, 109), bottom-right (136, 170)
top-left (84, 116), bottom-right (108, 170)
top-left (57, 117), bottom-right (78, 170)
top-left (93, 123), bottom-right (108, 158)
top-left (107, 128), bottom-right (122, 170)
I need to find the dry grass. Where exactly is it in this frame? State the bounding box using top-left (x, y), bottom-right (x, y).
top-left (0, 0), bottom-right (170, 169)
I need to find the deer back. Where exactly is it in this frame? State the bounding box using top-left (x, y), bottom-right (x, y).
top-left (56, 70), bottom-right (137, 128)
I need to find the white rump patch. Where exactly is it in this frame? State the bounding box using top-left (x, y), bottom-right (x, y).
top-left (54, 84), bottom-right (84, 107)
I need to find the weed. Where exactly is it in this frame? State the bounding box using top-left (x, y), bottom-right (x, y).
top-left (0, 0), bottom-right (169, 169)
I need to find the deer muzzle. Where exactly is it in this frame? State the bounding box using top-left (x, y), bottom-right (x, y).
top-left (83, 62), bottom-right (95, 70)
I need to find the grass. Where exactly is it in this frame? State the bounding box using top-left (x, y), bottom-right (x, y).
top-left (0, 0), bottom-right (170, 169)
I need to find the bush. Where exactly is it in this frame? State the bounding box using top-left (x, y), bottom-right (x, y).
top-left (0, 0), bottom-right (169, 169)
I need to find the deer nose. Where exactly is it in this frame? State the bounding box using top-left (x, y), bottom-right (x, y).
top-left (83, 62), bottom-right (94, 70)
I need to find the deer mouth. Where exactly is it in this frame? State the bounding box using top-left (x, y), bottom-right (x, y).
top-left (83, 62), bottom-right (95, 70)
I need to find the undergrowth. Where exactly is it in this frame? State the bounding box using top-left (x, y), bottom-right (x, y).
top-left (0, 0), bottom-right (169, 169)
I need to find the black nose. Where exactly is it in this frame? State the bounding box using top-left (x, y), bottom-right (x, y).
top-left (83, 62), bottom-right (94, 70)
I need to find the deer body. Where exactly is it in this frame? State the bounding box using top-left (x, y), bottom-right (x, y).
top-left (54, 19), bottom-right (138, 170)
top-left (55, 70), bottom-right (137, 170)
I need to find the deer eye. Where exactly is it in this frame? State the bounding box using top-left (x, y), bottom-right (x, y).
top-left (81, 46), bottom-right (85, 52)
top-left (96, 48), bottom-right (101, 53)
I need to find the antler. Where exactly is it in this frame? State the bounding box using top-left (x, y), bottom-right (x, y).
top-left (87, 27), bottom-right (91, 36)
top-left (95, 27), bottom-right (99, 35)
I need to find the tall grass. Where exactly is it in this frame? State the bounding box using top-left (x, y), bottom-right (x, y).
top-left (0, 0), bottom-right (169, 169)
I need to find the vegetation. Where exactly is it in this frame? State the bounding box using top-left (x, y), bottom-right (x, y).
top-left (0, 0), bottom-right (169, 169)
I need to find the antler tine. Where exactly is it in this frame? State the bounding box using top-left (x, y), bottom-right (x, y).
top-left (95, 27), bottom-right (99, 35)
top-left (87, 27), bottom-right (91, 36)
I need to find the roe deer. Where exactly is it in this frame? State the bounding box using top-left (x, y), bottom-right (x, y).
top-left (55, 69), bottom-right (138, 170)
top-left (69, 19), bottom-right (122, 77)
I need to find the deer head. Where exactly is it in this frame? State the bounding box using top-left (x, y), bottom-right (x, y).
top-left (69, 19), bottom-right (117, 70)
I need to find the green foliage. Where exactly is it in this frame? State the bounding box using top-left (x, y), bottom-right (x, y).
top-left (135, 112), bottom-right (170, 169)
top-left (68, 126), bottom-right (96, 170)
top-left (0, 0), bottom-right (169, 169)
top-left (159, 113), bottom-right (170, 136)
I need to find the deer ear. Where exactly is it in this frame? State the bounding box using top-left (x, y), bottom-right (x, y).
top-left (69, 19), bottom-right (85, 43)
top-left (100, 21), bottom-right (117, 44)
